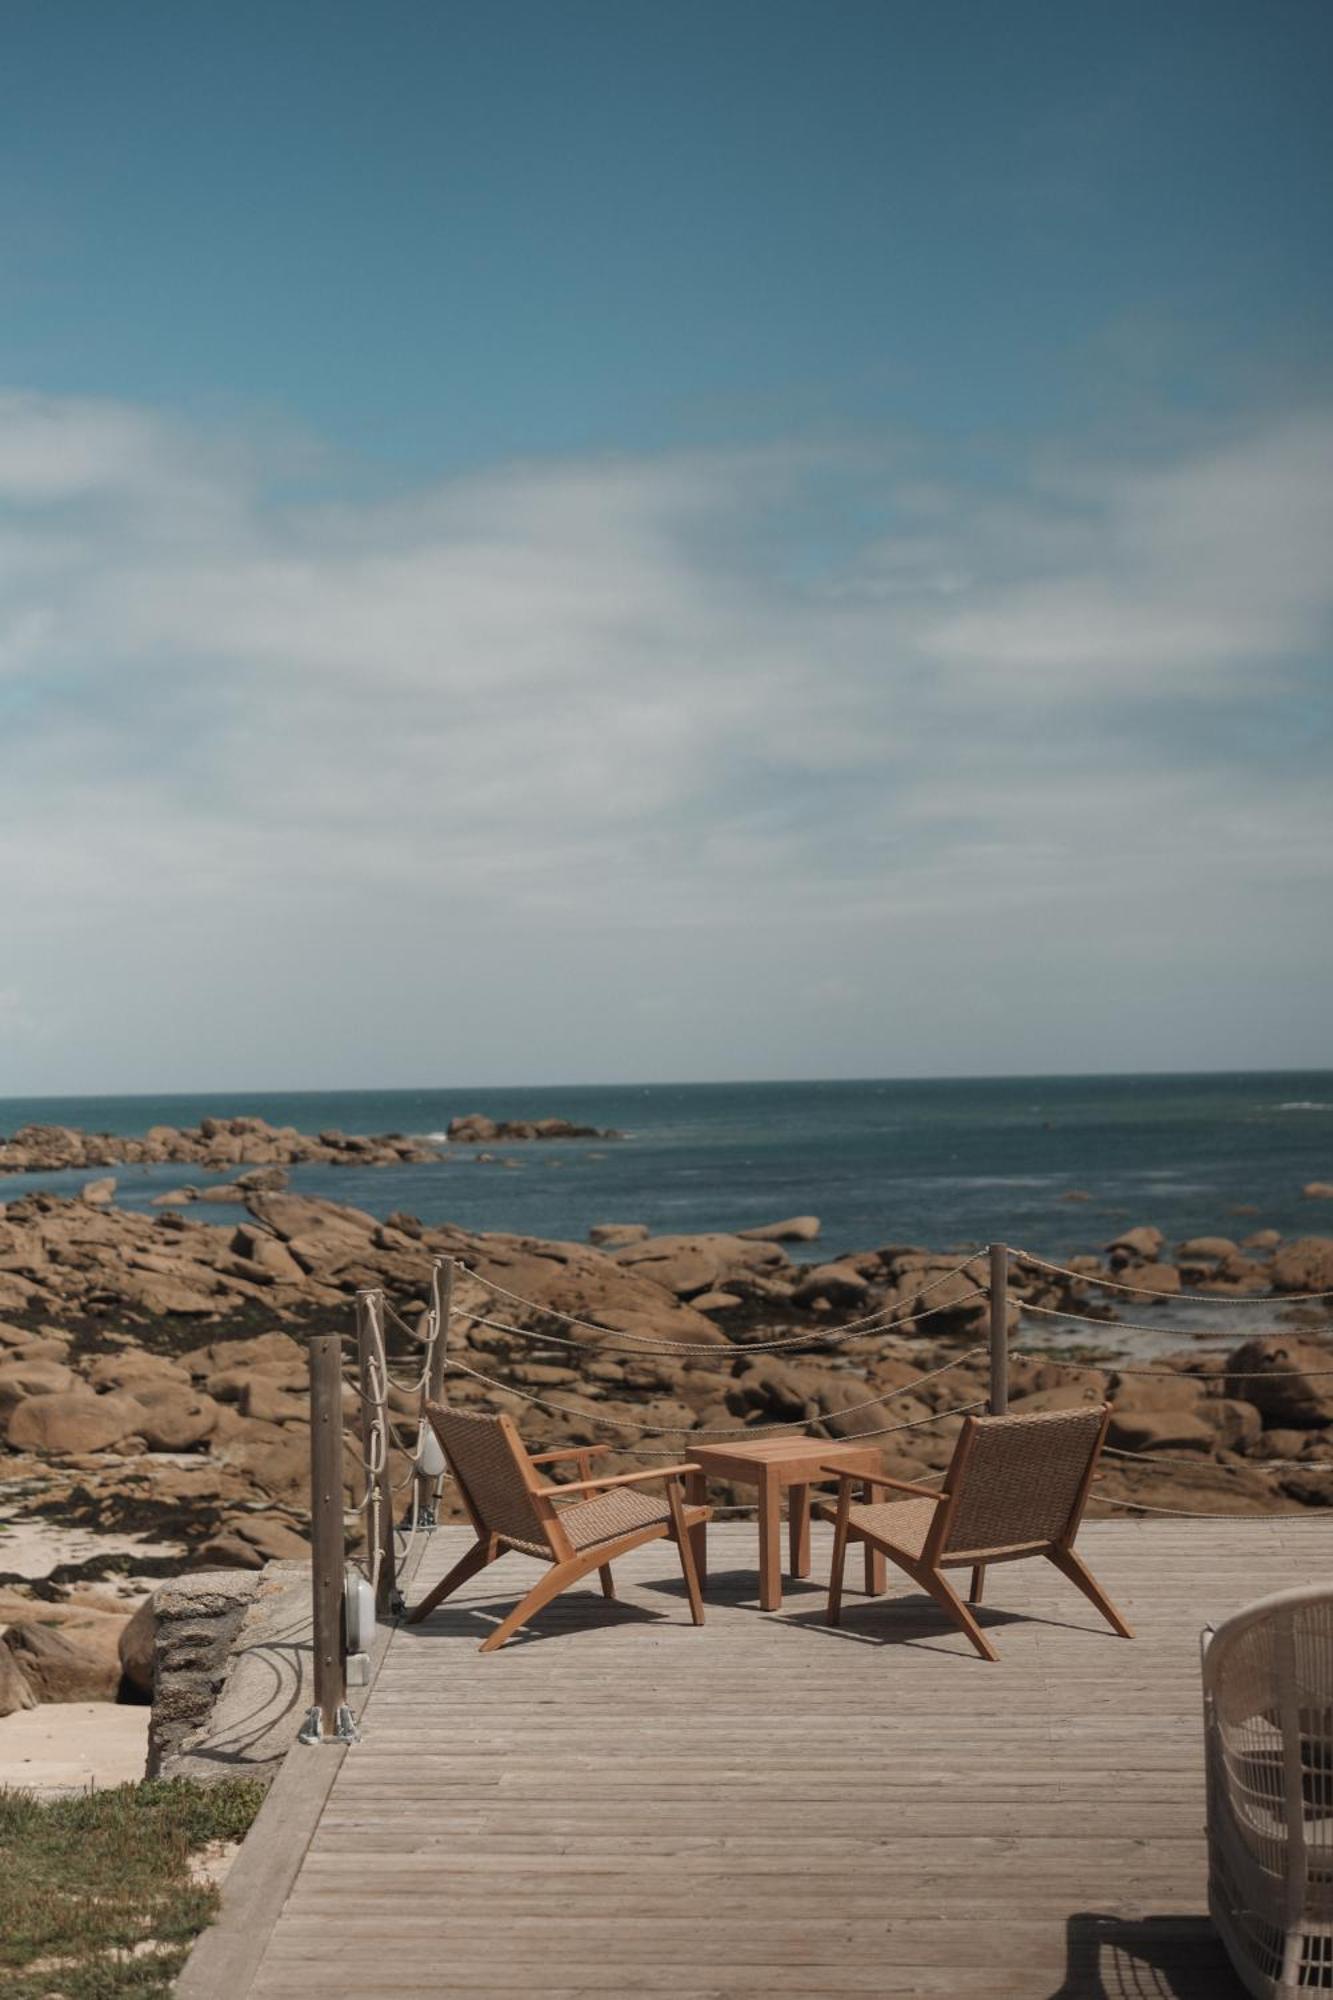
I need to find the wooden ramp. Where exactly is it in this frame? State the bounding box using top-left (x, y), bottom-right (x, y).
top-left (228, 1519), bottom-right (1326, 1998)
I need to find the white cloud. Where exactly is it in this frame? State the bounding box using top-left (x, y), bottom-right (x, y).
top-left (0, 392), bottom-right (1330, 1090)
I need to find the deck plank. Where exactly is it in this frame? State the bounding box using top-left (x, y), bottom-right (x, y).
top-left (240, 1518), bottom-right (1329, 1997)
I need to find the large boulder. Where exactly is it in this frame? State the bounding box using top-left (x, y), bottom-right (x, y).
top-left (229, 1228), bottom-right (307, 1285)
top-left (455, 1236), bottom-right (729, 1348)
top-left (1114, 1262), bottom-right (1181, 1295)
top-left (129, 1384), bottom-right (220, 1451)
top-left (3, 1611), bottom-right (128, 1702)
top-left (1225, 1337), bottom-right (1333, 1427)
top-left (80, 1176), bottom-right (117, 1206)
top-left (792, 1261), bottom-right (871, 1309)
top-left (738, 1216), bottom-right (821, 1243)
top-left (7, 1389), bottom-right (144, 1454)
top-left (1105, 1226), bottom-right (1165, 1264)
top-left (1272, 1239), bottom-right (1333, 1294)
top-left (118, 1595), bottom-right (157, 1697)
top-left (1178, 1237), bottom-right (1239, 1263)
top-left (611, 1232), bottom-right (786, 1300)
top-left (0, 1644), bottom-right (37, 1717)
top-left (447, 1114), bottom-right (498, 1143)
top-left (588, 1223), bottom-right (649, 1248)
top-left (1107, 1408), bottom-right (1218, 1453)
top-left (196, 1514), bottom-right (309, 1569)
top-left (0, 1358), bottom-right (75, 1413)
top-left (245, 1192), bottom-right (378, 1251)
top-left (84, 1351), bottom-right (190, 1393)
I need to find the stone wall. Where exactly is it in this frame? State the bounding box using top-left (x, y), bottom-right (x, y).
top-left (147, 1570), bottom-right (261, 1778)
top-left (148, 1560), bottom-right (315, 1784)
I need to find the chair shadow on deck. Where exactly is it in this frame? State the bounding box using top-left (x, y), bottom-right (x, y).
top-left (639, 1564), bottom-right (1035, 1655)
top-left (1046, 1912), bottom-right (1243, 1999)
top-left (400, 1571), bottom-right (669, 1651)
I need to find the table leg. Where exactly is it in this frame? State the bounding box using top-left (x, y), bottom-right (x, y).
top-left (686, 1468), bottom-right (708, 1592)
top-left (759, 1468), bottom-right (782, 1611)
top-left (788, 1482), bottom-right (811, 1579)
top-left (861, 1478), bottom-right (886, 1595)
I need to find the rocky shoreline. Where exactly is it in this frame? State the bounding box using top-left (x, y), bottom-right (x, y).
top-left (0, 1115), bottom-right (442, 1175)
top-left (0, 1111), bottom-right (622, 1177)
top-left (2, 1187), bottom-right (1331, 1722)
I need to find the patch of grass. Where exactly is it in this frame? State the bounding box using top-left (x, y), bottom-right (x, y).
top-left (0, 1776), bottom-right (266, 1999)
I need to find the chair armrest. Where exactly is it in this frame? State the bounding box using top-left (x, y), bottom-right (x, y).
top-left (820, 1466), bottom-right (947, 1501)
top-left (529, 1444), bottom-right (613, 1467)
top-left (540, 1464), bottom-right (700, 1499)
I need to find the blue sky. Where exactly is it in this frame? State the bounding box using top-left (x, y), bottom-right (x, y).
top-left (1, 2), bottom-right (1331, 1091)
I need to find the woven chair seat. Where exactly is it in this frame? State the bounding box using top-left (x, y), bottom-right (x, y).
top-left (557, 1487), bottom-right (672, 1552)
top-left (845, 1496), bottom-right (938, 1561)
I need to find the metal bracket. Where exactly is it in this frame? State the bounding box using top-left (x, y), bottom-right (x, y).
top-left (419, 1505), bottom-right (437, 1529)
top-left (297, 1703), bottom-right (362, 1746)
top-left (388, 1588), bottom-right (406, 1619)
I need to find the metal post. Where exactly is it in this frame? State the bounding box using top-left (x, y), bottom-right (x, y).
top-left (988, 1241), bottom-right (1009, 1416)
top-left (355, 1288), bottom-right (398, 1618)
top-left (416, 1257), bottom-right (453, 1527)
top-left (299, 1333), bottom-right (355, 1745)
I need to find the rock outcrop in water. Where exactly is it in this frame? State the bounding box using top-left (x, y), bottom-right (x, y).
top-left (0, 1116), bottom-right (441, 1174)
top-left (1, 1191), bottom-right (1331, 1716)
top-left (445, 1112), bottom-right (621, 1143)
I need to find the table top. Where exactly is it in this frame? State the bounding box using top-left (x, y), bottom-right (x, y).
top-left (686, 1435), bottom-right (882, 1483)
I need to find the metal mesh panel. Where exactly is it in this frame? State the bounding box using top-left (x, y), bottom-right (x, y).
top-left (943, 1407), bottom-right (1103, 1556)
top-left (1205, 1587), bottom-right (1333, 1996)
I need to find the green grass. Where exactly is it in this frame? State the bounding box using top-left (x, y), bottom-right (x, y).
top-left (0, 1777), bottom-right (266, 1999)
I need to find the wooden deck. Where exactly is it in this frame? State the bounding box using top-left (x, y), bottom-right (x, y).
top-left (231, 1518), bottom-right (1327, 1998)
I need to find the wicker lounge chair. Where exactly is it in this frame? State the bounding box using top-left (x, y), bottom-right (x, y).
top-left (821, 1403), bottom-right (1132, 1661)
top-left (1203, 1584), bottom-right (1333, 1998)
top-left (407, 1405), bottom-right (710, 1652)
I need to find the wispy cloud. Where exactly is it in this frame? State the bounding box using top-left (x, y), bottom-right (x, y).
top-left (1, 391), bottom-right (1330, 1089)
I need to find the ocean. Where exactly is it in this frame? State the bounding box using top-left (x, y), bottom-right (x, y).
top-left (2, 1072), bottom-right (1331, 1269)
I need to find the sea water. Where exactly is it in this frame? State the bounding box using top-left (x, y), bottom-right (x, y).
top-left (2, 1072), bottom-right (1331, 1265)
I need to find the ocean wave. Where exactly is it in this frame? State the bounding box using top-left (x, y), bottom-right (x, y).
top-left (1277, 1101), bottom-right (1330, 1112)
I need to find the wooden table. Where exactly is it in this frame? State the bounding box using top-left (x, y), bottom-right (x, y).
top-left (686, 1437), bottom-right (887, 1611)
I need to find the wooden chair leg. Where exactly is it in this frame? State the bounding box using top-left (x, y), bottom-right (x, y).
top-left (406, 1535), bottom-right (499, 1624)
top-left (686, 1468), bottom-right (708, 1591)
top-left (598, 1564), bottom-right (616, 1600)
top-left (1047, 1544), bottom-right (1134, 1639)
top-left (914, 1562), bottom-right (1000, 1663)
top-left (479, 1558), bottom-right (586, 1654)
top-left (667, 1487), bottom-right (705, 1627)
top-left (826, 1514), bottom-right (850, 1626)
top-left (969, 1563), bottom-right (986, 1606)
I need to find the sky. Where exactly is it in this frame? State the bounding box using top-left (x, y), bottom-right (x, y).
top-left (1, 0), bottom-right (1331, 1094)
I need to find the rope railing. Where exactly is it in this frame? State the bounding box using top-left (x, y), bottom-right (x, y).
top-left (452, 1289), bottom-right (987, 1357)
top-left (442, 1349), bottom-right (986, 1438)
top-left (1088, 1492), bottom-right (1330, 1521)
top-left (1014, 1248), bottom-right (1333, 1305)
top-left (1102, 1445), bottom-right (1333, 1474)
top-left (452, 1256), bottom-right (986, 1355)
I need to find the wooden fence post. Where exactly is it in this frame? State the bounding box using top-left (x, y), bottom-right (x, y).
top-left (988, 1242), bottom-right (1009, 1416)
top-left (355, 1288), bottom-right (398, 1617)
top-left (415, 1257), bottom-right (453, 1526)
top-left (300, 1333), bottom-right (351, 1745)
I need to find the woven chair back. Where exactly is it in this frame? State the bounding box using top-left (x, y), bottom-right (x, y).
top-left (427, 1406), bottom-right (547, 1552)
top-left (942, 1405), bottom-right (1105, 1557)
